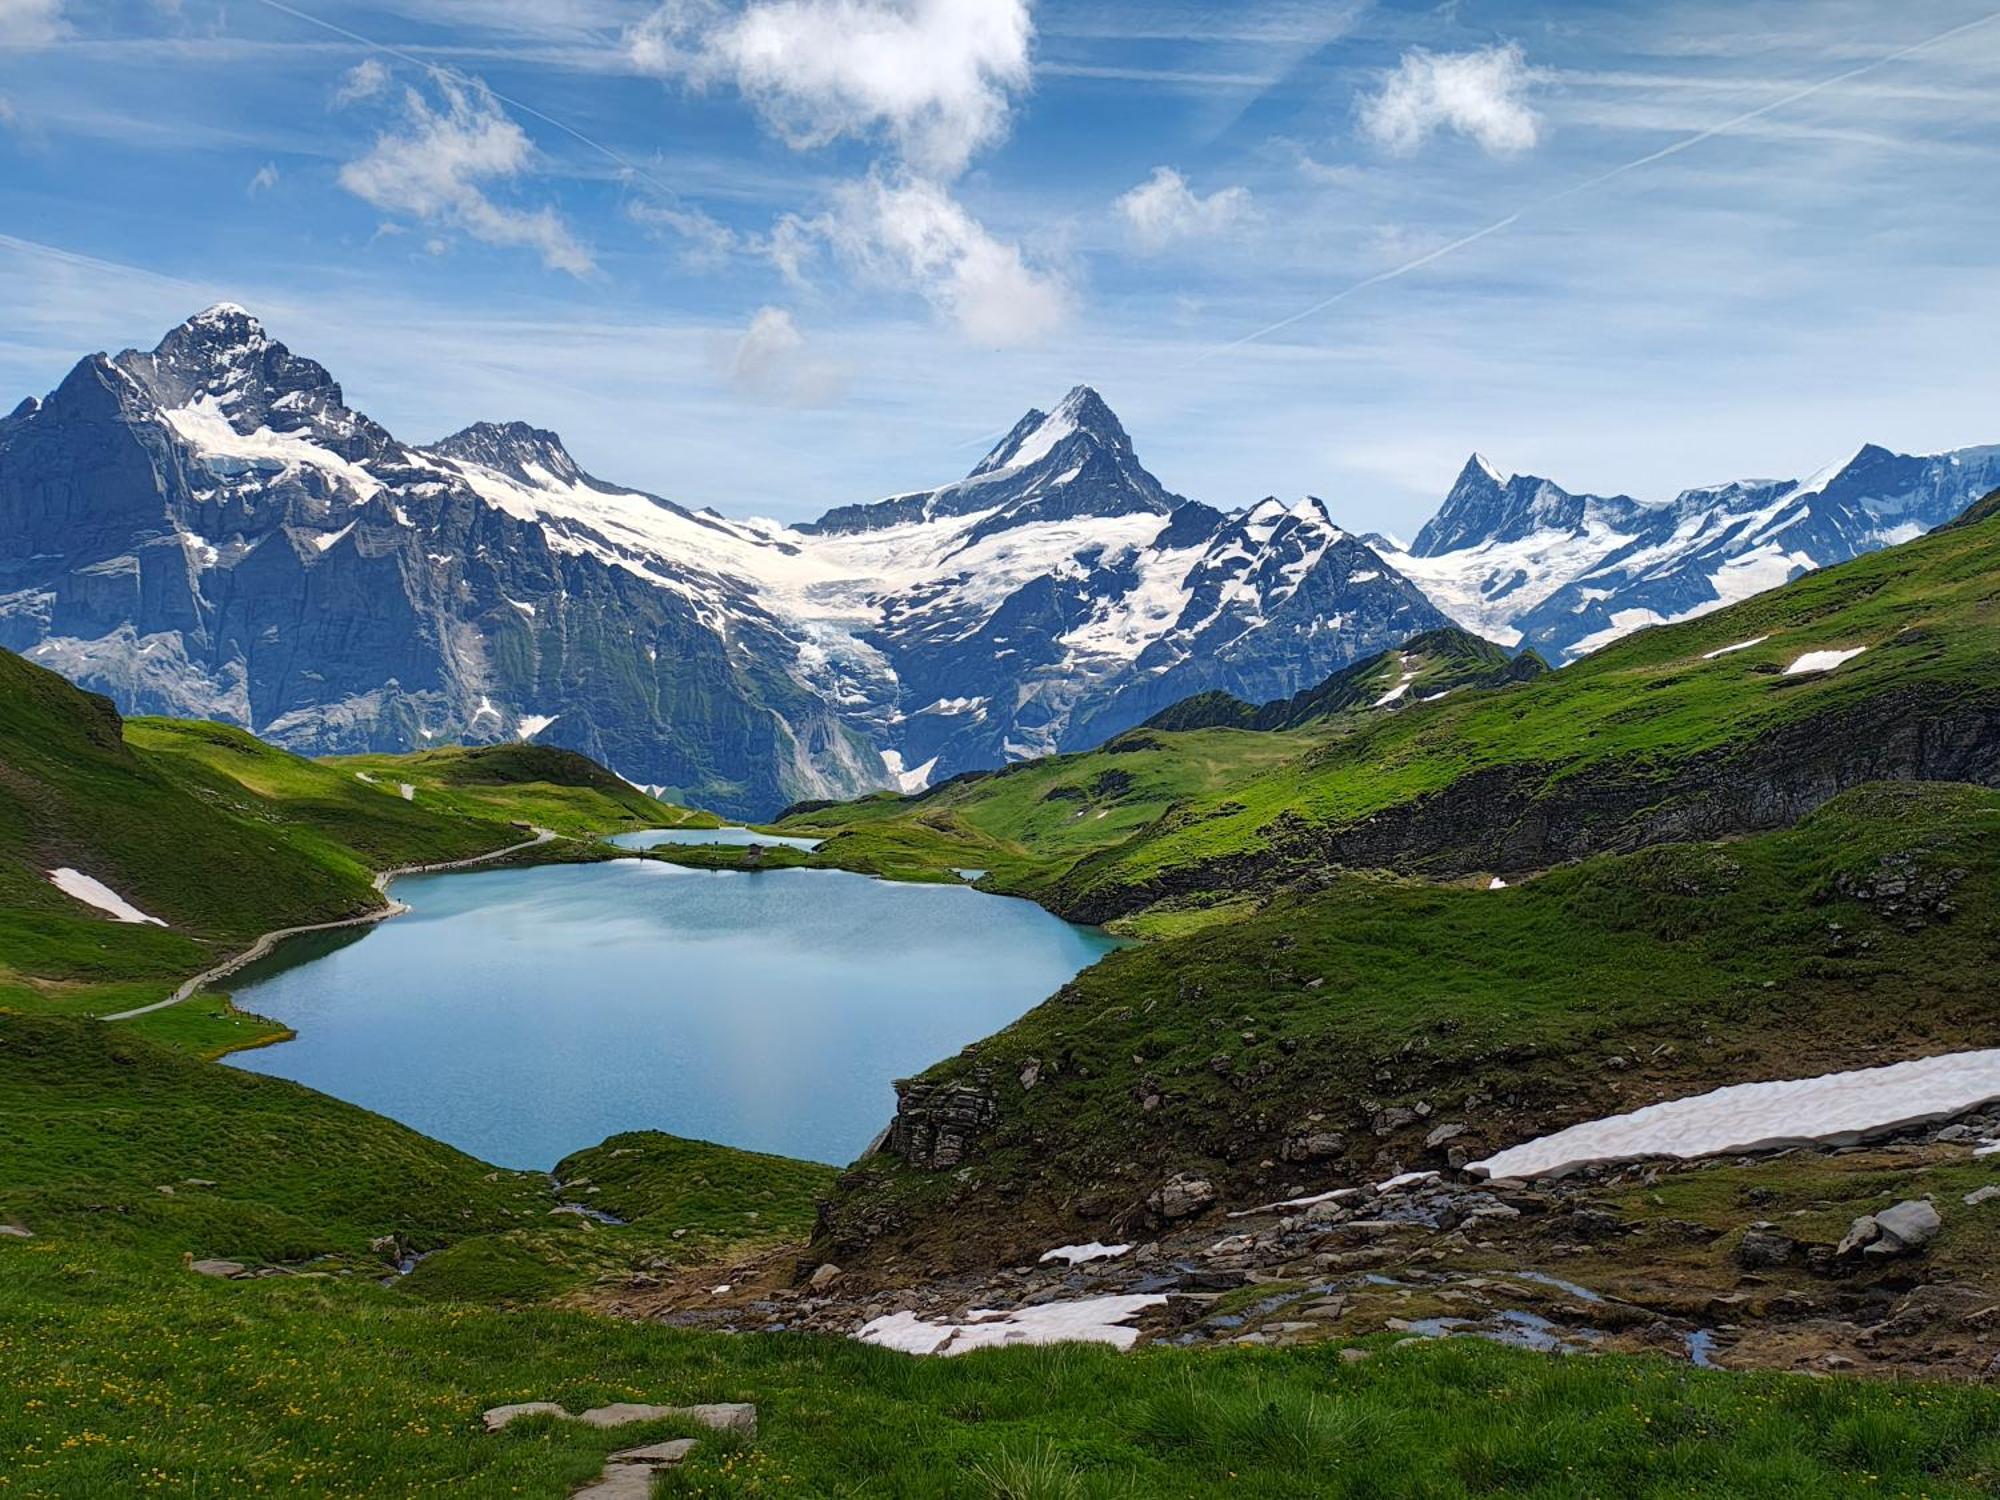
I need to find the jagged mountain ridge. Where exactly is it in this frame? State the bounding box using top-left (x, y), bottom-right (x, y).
top-left (0, 309), bottom-right (1451, 815)
top-left (1384, 442), bottom-right (2000, 660)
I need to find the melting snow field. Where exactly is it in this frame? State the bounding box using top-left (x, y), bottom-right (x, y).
top-left (1784, 646), bottom-right (1867, 676)
top-left (1470, 1050), bottom-right (2000, 1180)
top-left (1701, 635), bottom-right (1770, 660)
top-left (47, 867), bottom-right (167, 926)
top-left (857, 1294), bottom-right (1167, 1356)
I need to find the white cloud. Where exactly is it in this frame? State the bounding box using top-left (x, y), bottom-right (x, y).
top-left (626, 0), bottom-right (1034, 178)
top-left (1358, 43), bottom-right (1543, 157)
top-left (333, 57), bottom-right (392, 108)
top-left (1115, 166), bottom-right (1255, 252)
top-left (247, 162), bottom-right (280, 196)
top-left (338, 74), bottom-right (594, 276)
top-left (822, 172), bottom-right (1069, 346)
top-left (712, 304), bottom-right (845, 405)
top-left (0, 0), bottom-right (64, 49)
top-left (628, 199), bottom-right (741, 271)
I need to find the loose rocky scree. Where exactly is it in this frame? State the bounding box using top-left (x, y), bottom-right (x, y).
top-left (589, 1109), bottom-right (2000, 1383)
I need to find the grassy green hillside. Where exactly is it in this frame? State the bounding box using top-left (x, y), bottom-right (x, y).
top-left (782, 498), bottom-right (2000, 926)
top-left (6, 1014), bottom-right (1999, 1498)
top-left (0, 648), bottom-right (700, 1023)
top-left (821, 781), bottom-right (2000, 1266)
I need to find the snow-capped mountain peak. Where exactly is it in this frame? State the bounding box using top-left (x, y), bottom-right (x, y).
top-left (1386, 439), bottom-right (2000, 661)
top-left (970, 384), bottom-right (1131, 477)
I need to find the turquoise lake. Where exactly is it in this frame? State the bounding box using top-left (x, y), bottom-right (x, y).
top-left (225, 856), bottom-right (1119, 1169)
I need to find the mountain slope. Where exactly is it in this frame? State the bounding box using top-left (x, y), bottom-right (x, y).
top-left (0, 307), bottom-right (884, 820)
top-left (783, 488), bottom-right (2000, 926)
top-left (1385, 444), bottom-right (2000, 661)
top-left (0, 313), bottom-right (1460, 815)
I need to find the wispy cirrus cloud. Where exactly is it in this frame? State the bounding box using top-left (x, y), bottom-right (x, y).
top-left (1358, 43), bottom-right (1545, 156)
top-left (0, 0), bottom-right (65, 50)
top-left (337, 70), bottom-right (595, 276)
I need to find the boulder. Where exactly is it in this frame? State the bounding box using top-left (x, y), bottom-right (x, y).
top-left (1148, 1174), bottom-right (1218, 1222)
top-left (1866, 1199), bottom-right (1941, 1255)
top-left (1281, 1131), bottom-right (1346, 1163)
top-left (0, 1224), bottom-right (32, 1239)
top-left (808, 1263), bottom-right (844, 1291)
top-left (1424, 1121), bottom-right (1467, 1150)
top-left (1835, 1216), bottom-right (1881, 1257)
top-left (1964, 1185), bottom-right (2000, 1207)
top-left (1733, 1229), bottom-right (1798, 1270)
top-left (188, 1259), bottom-right (247, 1278)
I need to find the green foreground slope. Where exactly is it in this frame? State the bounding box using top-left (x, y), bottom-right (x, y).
top-left (5, 1016), bottom-right (1999, 1498)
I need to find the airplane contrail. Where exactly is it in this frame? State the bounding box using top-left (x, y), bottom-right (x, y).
top-left (248, 0), bottom-right (688, 205)
top-left (1201, 6), bottom-right (2000, 360)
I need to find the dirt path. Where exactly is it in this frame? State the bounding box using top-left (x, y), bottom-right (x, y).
top-left (100, 828), bottom-right (557, 1023)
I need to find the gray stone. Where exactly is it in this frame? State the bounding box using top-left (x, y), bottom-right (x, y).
top-left (1424, 1121), bottom-right (1467, 1150)
top-left (1836, 1215), bottom-right (1881, 1257)
top-left (1964, 1185), bottom-right (2000, 1207)
top-left (1866, 1199), bottom-right (1941, 1255)
top-left (808, 1263), bottom-right (844, 1291)
top-left (577, 1402), bottom-right (757, 1437)
top-left (1149, 1173), bottom-right (1218, 1221)
top-left (572, 1466), bottom-right (658, 1500)
top-left (0, 1224), bottom-right (32, 1239)
top-left (483, 1402), bottom-right (569, 1432)
top-left (189, 1259), bottom-right (246, 1278)
top-left (608, 1439), bottom-right (700, 1466)
top-left (1734, 1229), bottom-right (1799, 1270)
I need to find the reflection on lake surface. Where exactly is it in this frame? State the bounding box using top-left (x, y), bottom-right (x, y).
top-left (226, 855), bottom-right (1117, 1169)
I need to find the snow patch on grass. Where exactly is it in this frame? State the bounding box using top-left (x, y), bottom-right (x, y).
top-left (1701, 635), bottom-right (1769, 660)
top-left (857, 1294), bottom-right (1167, 1356)
top-left (47, 868), bottom-right (167, 926)
top-left (1470, 1050), bottom-right (2000, 1180)
top-left (1784, 646), bottom-right (1866, 675)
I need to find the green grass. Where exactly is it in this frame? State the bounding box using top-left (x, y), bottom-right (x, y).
top-left (822, 782), bottom-right (2000, 1264)
top-left (557, 1131), bottom-right (836, 1242)
top-left (10, 1013), bottom-right (1994, 1498)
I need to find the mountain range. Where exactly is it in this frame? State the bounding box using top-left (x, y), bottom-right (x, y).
top-left (3, 304), bottom-right (1996, 817)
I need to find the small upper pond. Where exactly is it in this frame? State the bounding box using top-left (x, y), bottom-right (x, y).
top-left (225, 852), bottom-right (1118, 1170)
top-left (609, 826), bottom-right (823, 853)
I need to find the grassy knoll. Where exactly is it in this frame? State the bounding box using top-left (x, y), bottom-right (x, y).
top-left (0, 648), bottom-right (700, 1022)
top-left (822, 782), bottom-right (2000, 1264)
top-left (782, 500), bottom-right (2000, 921)
top-left (5, 1012), bottom-right (2000, 1496)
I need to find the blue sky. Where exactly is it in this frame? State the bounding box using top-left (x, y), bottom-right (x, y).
top-left (2, 0), bottom-right (1998, 532)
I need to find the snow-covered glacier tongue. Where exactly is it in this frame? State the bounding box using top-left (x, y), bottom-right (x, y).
top-left (1381, 443), bottom-right (2000, 662)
